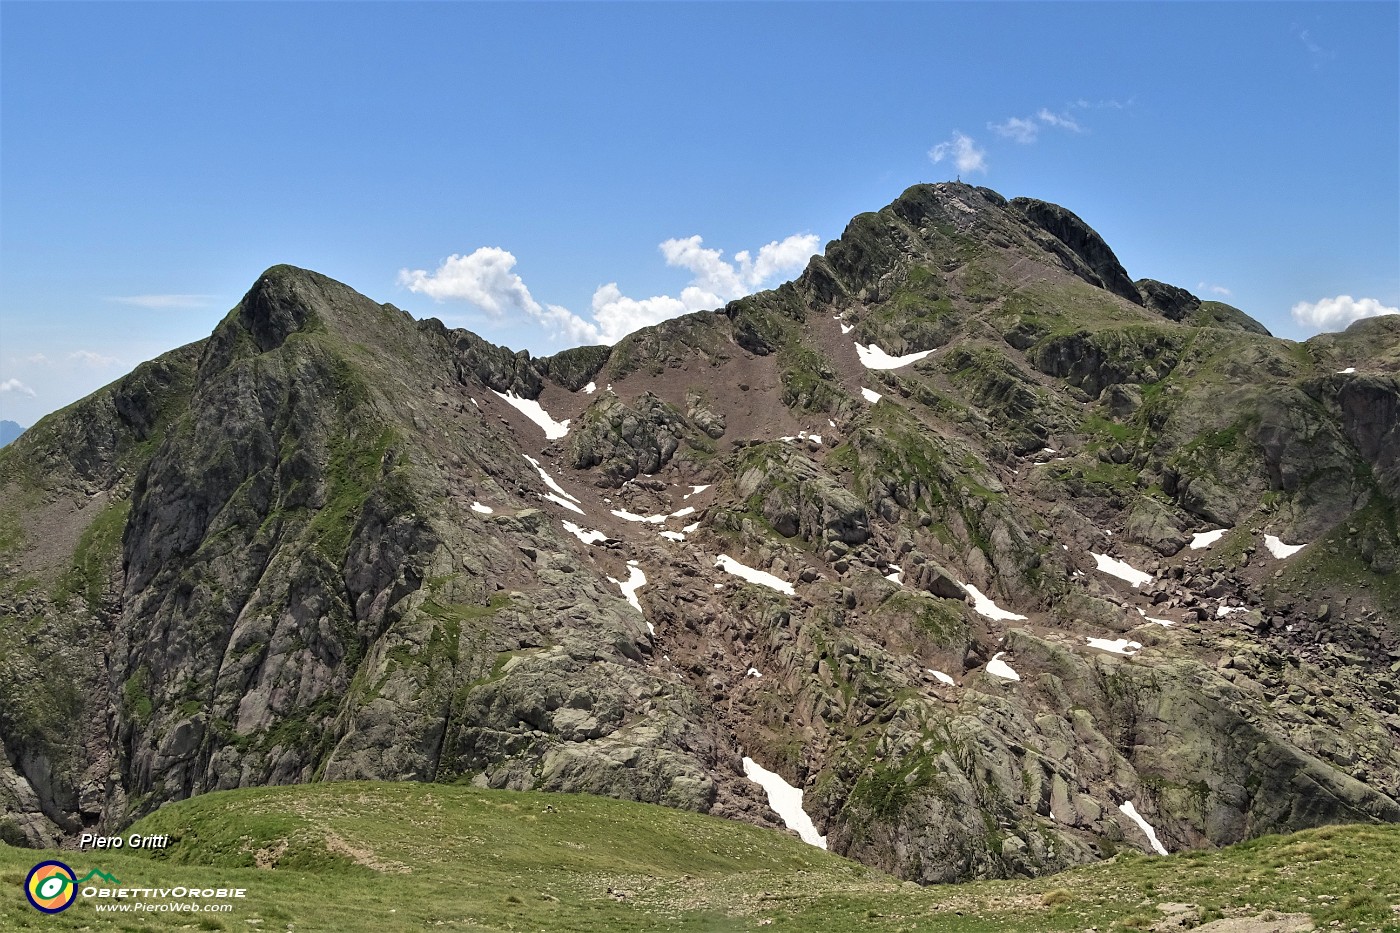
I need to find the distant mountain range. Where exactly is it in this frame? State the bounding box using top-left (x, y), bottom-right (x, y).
top-left (0, 183), bottom-right (1395, 884)
top-left (0, 421), bottom-right (23, 447)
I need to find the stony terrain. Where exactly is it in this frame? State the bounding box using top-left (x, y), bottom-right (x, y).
top-left (1, 182), bottom-right (1396, 886)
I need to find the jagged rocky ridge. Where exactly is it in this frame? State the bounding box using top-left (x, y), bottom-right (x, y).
top-left (1, 183), bottom-right (1397, 882)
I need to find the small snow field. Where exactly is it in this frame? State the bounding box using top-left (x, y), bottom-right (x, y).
top-left (611, 509), bottom-right (667, 524)
top-left (884, 565), bottom-right (903, 585)
top-left (470, 501), bottom-right (494, 514)
top-left (1118, 800), bottom-right (1169, 855)
top-left (659, 530), bottom-right (685, 541)
top-left (683, 484), bottom-right (710, 499)
top-left (492, 390), bottom-right (570, 439)
top-left (746, 667), bottom-right (762, 679)
top-left (986, 652), bottom-right (1021, 681)
top-left (583, 381), bottom-right (597, 394)
top-left (562, 521), bottom-right (607, 545)
top-left (525, 456), bottom-right (581, 502)
top-left (669, 506), bottom-right (696, 518)
top-left (861, 387), bottom-right (883, 403)
top-left (1337, 367), bottom-right (1356, 374)
top-left (1216, 605), bottom-right (1248, 618)
top-left (1090, 552), bottom-right (1153, 587)
top-left (1137, 608), bottom-right (1174, 626)
top-left (1263, 534), bottom-right (1305, 559)
top-left (854, 342), bottom-right (934, 370)
top-left (608, 563), bottom-right (647, 616)
top-left (962, 583), bottom-right (1028, 621)
top-left (741, 757), bottom-right (827, 849)
top-left (682, 521), bottom-right (700, 534)
top-left (716, 554), bottom-right (795, 595)
top-left (928, 669), bottom-right (956, 686)
top-left (543, 494), bottom-right (585, 515)
top-left (1189, 529), bottom-right (1227, 550)
top-left (1087, 637), bottom-right (1142, 655)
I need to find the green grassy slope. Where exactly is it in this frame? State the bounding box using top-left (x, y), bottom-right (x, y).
top-left (2, 783), bottom-right (1397, 931)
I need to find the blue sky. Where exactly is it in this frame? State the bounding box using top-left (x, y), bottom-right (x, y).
top-left (2, 2), bottom-right (1396, 427)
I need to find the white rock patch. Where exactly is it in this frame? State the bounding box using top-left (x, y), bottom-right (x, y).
top-left (1189, 529), bottom-right (1228, 550)
top-left (741, 757), bottom-right (827, 849)
top-left (854, 342), bottom-right (934, 370)
top-left (1118, 800), bottom-right (1169, 855)
top-left (1263, 534), bottom-right (1306, 559)
top-left (716, 554), bottom-right (795, 595)
top-left (962, 583), bottom-right (1028, 621)
top-left (492, 390), bottom-right (570, 439)
top-left (861, 387), bottom-right (883, 403)
top-left (1091, 552), bottom-right (1153, 587)
top-left (986, 652), bottom-right (1021, 681)
top-left (470, 501), bottom-right (494, 514)
top-left (1087, 637), bottom-right (1142, 655)
top-left (562, 521), bottom-right (607, 545)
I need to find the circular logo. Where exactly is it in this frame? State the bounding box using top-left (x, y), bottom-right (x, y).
top-left (25, 861), bottom-right (78, 913)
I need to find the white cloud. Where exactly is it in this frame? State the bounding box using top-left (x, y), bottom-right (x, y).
top-left (1290, 295), bottom-right (1399, 332)
top-left (0, 378), bottom-right (36, 397)
top-left (24, 353), bottom-right (50, 365)
top-left (989, 116), bottom-right (1039, 144)
top-left (69, 350), bottom-right (120, 368)
top-left (400, 232), bottom-right (821, 347)
top-left (109, 294), bottom-right (214, 309)
top-left (929, 132), bottom-right (987, 174)
top-left (1197, 282), bottom-right (1233, 298)
top-left (989, 108), bottom-right (1084, 144)
top-left (1036, 108), bottom-right (1082, 132)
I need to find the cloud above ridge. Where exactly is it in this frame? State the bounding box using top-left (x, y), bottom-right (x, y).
top-left (398, 232), bottom-right (821, 346)
top-left (1290, 295), bottom-right (1398, 333)
top-left (928, 132), bottom-right (988, 174)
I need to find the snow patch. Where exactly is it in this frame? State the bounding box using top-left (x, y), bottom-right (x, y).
top-left (962, 583), bottom-right (1028, 621)
top-left (741, 757), bottom-right (827, 849)
top-left (928, 669), bottom-right (956, 686)
top-left (839, 322), bottom-right (853, 335)
top-left (683, 484), bottom-right (711, 499)
top-left (1263, 534), bottom-right (1305, 559)
top-left (986, 652), bottom-right (1021, 681)
top-left (525, 456), bottom-right (585, 514)
top-left (562, 521), bottom-right (607, 545)
top-left (854, 342), bottom-right (935, 370)
top-left (611, 509), bottom-right (666, 524)
top-left (1216, 604), bottom-right (1248, 618)
top-left (669, 506), bottom-right (697, 518)
top-left (1190, 529), bottom-right (1228, 550)
top-left (470, 501), bottom-right (494, 514)
top-left (1118, 801), bottom-right (1169, 855)
top-left (492, 390), bottom-right (570, 439)
top-left (1090, 552), bottom-right (1153, 587)
top-left (861, 387), bottom-right (883, 404)
top-left (659, 530), bottom-right (686, 541)
top-left (583, 381), bottom-right (597, 394)
top-left (1087, 637), bottom-right (1142, 655)
top-left (884, 565), bottom-right (903, 585)
top-left (779, 431), bottom-right (823, 447)
top-left (716, 554), bottom-right (795, 595)
top-left (1337, 367), bottom-right (1356, 374)
top-left (469, 397), bottom-right (479, 408)
top-left (1137, 608), bottom-right (1174, 627)
top-left (608, 563), bottom-right (647, 616)
top-left (682, 521), bottom-right (700, 534)
top-left (746, 667), bottom-right (762, 679)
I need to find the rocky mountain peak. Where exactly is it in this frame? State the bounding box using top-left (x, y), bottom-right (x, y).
top-left (2, 185), bottom-right (1397, 888)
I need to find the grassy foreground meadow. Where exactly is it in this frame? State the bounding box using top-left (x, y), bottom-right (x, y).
top-left (2, 783), bottom-right (1398, 931)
